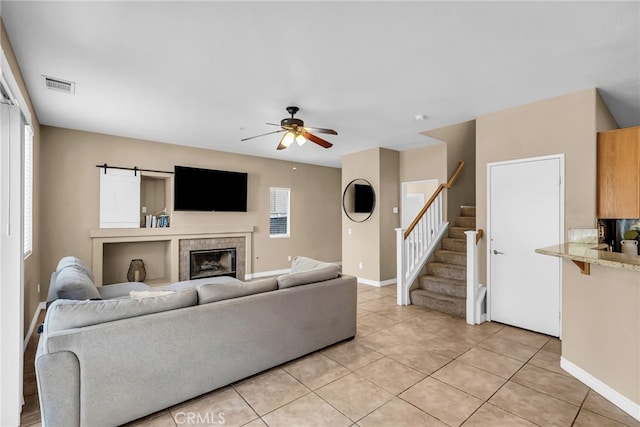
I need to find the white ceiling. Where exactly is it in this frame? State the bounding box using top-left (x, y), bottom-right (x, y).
top-left (2, 1), bottom-right (639, 168)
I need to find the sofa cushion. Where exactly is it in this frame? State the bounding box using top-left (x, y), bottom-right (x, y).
top-left (54, 264), bottom-right (101, 301)
top-left (277, 257), bottom-right (340, 289)
top-left (130, 290), bottom-right (174, 299)
top-left (197, 277), bottom-right (277, 305)
top-left (44, 289), bottom-right (197, 332)
top-left (157, 276), bottom-right (242, 292)
top-left (97, 282), bottom-right (151, 300)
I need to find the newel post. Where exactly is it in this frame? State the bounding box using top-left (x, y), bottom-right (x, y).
top-left (395, 228), bottom-right (408, 305)
top-left (465, 230), bottom-right (479, 325)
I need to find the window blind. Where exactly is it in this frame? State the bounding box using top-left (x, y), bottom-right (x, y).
top-left (270, 187), bottom-right (290, 237)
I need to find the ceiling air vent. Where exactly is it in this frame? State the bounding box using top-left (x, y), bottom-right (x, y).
top-left (42, 75), bottom-right (75, 95)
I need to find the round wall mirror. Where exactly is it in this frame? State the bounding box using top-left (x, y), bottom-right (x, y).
top-left (343, 179), bottom-right (376, 222)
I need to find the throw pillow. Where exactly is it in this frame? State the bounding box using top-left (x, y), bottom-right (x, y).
top-left (290, 256), bottom-right (330, 273)
top-left (54, 264), bottom-right (101, 300)
top-left (56, 256), bottom-right (95, 282)
top-left (277, 257), bottom-right (340, 289)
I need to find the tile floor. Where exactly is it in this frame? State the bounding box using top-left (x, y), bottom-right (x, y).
top-left (21, 283), bottom-right (640, 427)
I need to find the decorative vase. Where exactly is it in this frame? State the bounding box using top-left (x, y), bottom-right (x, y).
top-left (127, 259), bottom-right (146, 282)
top-left (621, 240), bottom-right (638, 256)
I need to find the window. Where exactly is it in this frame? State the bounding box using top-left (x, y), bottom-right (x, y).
top-left (270, 187), bottom-right (290, 237)
top-left (24, 125), bottom-right (33, 257)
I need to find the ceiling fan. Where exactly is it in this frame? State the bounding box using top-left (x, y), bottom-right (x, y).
top-left (241, 106), bottom-right (337, 150)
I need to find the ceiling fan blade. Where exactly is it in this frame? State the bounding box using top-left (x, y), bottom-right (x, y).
top-left (266, 123), bottom-right (282, 127)
top-left (302, 131), bottom-right (333, 149)
top-left (240, 129), bottom-right (285, 142)
top-left (304, 126), bottom-right (338, 135)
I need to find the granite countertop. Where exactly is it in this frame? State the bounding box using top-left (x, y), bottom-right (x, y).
top-left (536, 243), bottom-right (640, 272)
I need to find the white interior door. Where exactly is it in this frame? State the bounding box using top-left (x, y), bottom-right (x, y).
top-left (488, 155), bottom-right (563, 336)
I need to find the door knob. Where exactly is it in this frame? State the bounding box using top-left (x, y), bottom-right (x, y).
top-left (493, 250), bottom-right (505, 255)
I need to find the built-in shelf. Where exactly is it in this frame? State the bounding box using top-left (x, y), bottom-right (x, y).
top-left (90, 226), bottom-right (254, 286)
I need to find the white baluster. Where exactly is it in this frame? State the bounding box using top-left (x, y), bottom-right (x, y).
top-left (395, 228), bottom-right (406, 305)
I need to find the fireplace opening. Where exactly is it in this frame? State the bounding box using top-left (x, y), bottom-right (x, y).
top-left (190, 248), bottom-right (236, 280)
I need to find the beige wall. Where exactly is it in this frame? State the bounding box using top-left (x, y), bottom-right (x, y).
top-left (399, 142), bottom-right (447, 227)
top-left (39, 126), bottom-right (342, 295)
top-left (477, 88), bottom-right (639, 405)
top-left (596, 90), bottom-right (619, 131)
top-left (1, 20), bottom-right (43, 335)
top-left (341, 147), bottom-right (400, 282)
top-left (342, 148), bottom-right (381, 280)
top-left (562, 264), bottom-right (639, 403)
top-left (399, 142), bottom-right (447, 185)
top-left (343, 144), bottom-right (448, 283)
top-left (423, 120), bottom-right (476, 220)
top-left (379, 149), bottom-right (399, 280)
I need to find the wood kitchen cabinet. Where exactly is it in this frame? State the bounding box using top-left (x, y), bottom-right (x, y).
top-left (597, 126), bottom-right (640, 218)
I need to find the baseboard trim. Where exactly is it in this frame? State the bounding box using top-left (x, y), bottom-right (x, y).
top-left (24, 302), bottom-right (46, 352)
top-left (357, 277), bottom-right (397, 287)
top-left (561, 357), bottom-right (640, 421)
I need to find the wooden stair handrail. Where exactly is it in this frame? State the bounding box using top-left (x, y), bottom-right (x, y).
top-left (404, 161), bottom-right (465, 239)
top-left (476, 229), bottom-right (483, 244)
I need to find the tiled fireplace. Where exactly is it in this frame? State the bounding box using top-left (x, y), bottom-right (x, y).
top-left (179, 237), bottom-right (246, 281)
top-left (190, 248), bottom-right (236, 279)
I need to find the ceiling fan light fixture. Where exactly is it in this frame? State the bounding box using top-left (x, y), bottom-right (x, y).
top-left (244, 106), bottom-right (336, 150)
top-left (281, 131), bottom-right (295, 148)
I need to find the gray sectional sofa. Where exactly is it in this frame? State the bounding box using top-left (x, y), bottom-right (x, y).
top-left (37, 256), bottom-right (357, 427)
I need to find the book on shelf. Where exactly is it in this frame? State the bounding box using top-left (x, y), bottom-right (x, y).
top-left (145, 214), bottom-right (170, 228)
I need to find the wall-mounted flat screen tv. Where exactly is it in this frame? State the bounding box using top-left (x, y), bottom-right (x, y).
top-left (354, 183), bottom-right (375, 213)
top-left (174, 165), bottom-right (248, 212)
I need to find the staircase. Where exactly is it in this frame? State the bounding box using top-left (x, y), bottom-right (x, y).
top-left (411, 206), bottom-right (476, 317)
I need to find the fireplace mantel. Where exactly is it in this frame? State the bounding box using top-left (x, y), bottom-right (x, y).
top-left (90, 226), bottom-right (254, 239)
top-left (90, 226), bottom-right (254, 286)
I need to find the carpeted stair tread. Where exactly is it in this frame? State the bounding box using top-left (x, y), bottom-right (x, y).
top-left (442, 238), bottom-right (466, 252)
top-left (460, 206), bottom-right (476, 217)
top-left (418, 275), bottom-right (466, 297)
top-left (434, 249), bottom-right (467, 266)
top-left (410, 206), bottom-right (475, 318)
top-left (426, 262), bottom-right (466, 281)
top-left (411, 289), bottom-right (466, 318)
top-left (448, 226), bottom-right (474, 239)
top-left (454, 216), bottom-right (476, 228)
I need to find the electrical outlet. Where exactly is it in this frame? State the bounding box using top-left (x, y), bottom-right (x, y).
top-left (287, 255), bottom-right (292, 261)
top-left (37, 283), bottom-right (40, 294)
top-left (141, 206), bottom-right (147, 213)
top-left (348, 228), bottom-right (352, 235)
top-left (359, 262), bottom-right (363, 269)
